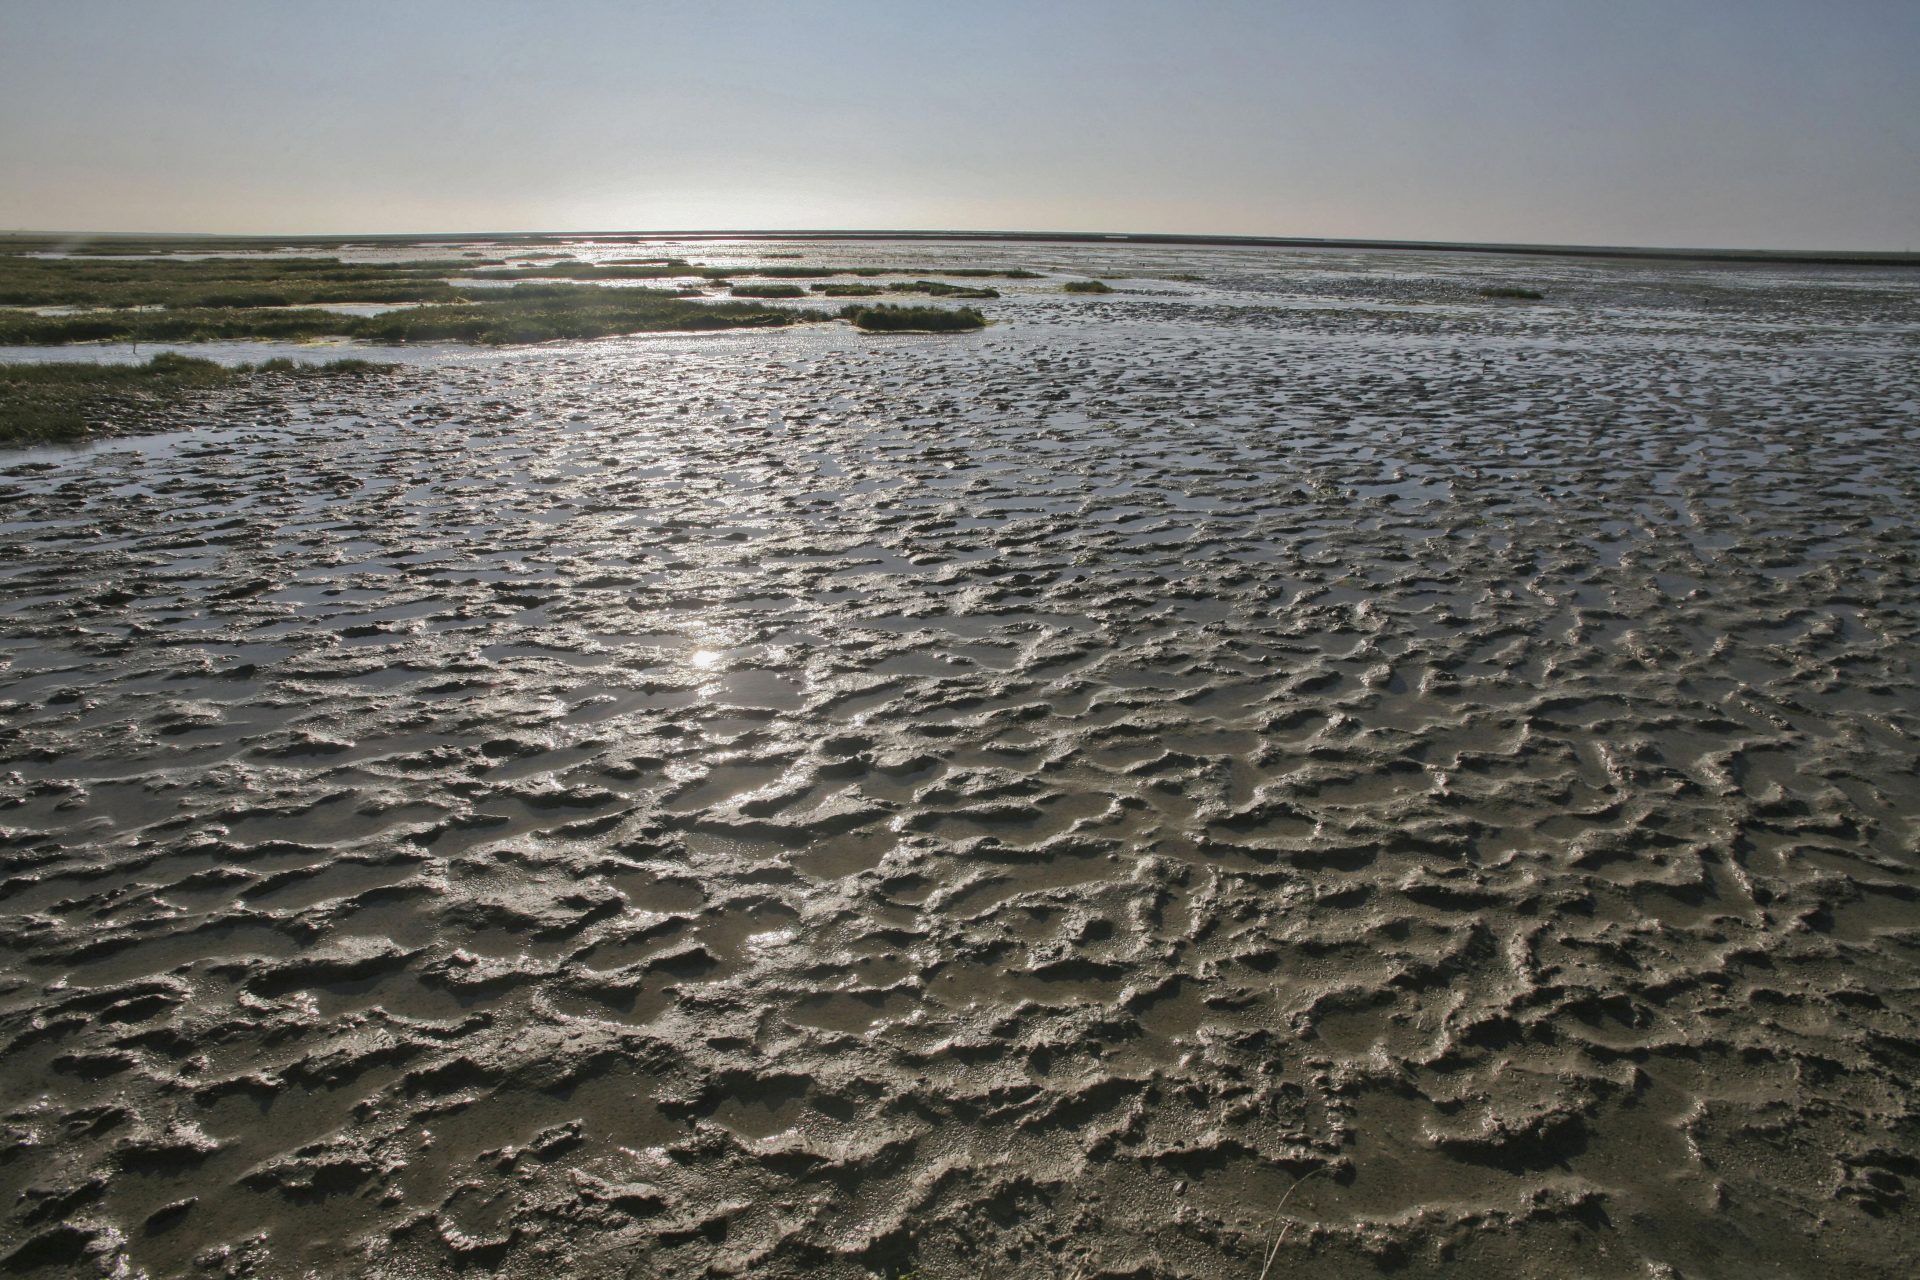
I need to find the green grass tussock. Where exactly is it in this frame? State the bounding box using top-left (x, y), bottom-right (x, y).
top-left (1063, 280), bottom-right (1115, 294)
top-left (251, 357), bottom-right (391, 375)
top-left (839, 304), bottom-right (987, 333)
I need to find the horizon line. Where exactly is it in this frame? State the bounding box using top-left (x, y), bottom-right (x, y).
top-left (5, 228), bottom-right (1918, 268)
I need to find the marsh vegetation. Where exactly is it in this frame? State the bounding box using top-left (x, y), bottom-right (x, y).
top-left (465, 259), bottom-right (695, 281)
top-left (0, 353), bottom-right (389, 442)
top-left (886, 280), bottom-right (1000, 299)
top-left (0, 254), bottom-right (476, 309)
top-left (463, 261), bottom-right (1039, 283)
top-left (839, 303), bottom-right (987, 332)
top-left (0, 287), bottom-right (823, 345)
top-left (0, 244), bottom-right (1026, 347)
top-left (728, 283), bottom-right (809, 298)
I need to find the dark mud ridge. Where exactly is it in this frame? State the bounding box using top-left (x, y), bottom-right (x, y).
top-left (2, 243), bottom-right (1918, 1279)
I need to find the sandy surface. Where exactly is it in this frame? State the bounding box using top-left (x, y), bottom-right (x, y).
top-left (2, 243), bottom-right (1918, 1278)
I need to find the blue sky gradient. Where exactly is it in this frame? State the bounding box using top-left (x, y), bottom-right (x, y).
top-left (2, 0), bottom-right (1915, 248)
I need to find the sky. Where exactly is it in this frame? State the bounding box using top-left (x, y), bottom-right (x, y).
top-left (2, 0), bottom-right (1916, 250)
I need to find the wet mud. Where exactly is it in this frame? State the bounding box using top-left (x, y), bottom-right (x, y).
top-left (2, 245), bottom-right (1919, 1278)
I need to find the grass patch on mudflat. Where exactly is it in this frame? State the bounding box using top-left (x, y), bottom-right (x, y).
top-left (0, 353), bottom-right (390, 443)
top-left (696, 265), bottom-right (1039, 281)
top-left (931, 267), bottom-right (1043, 279)
top-left (1063, 280), bottom-right (1115, 294)
top-left (839, 304), bottom-right (987, 333)
top-left (0, 306), bottom-right (379, 344)
top-left (0, 249), bottom-right (1016, 346)
top-left (0, 255), bottom-right (476, 308)
top-left (1, 236), bottom-right (376, 256)
top-left (0, 285), bottom-right (816, 345)
top-left (729, 283), bottom-right (808, 298)
top-left (461, 262), bottom-right (1039, 284)
top-left (340, 288), bottom-right (805, 342)
top-left (463, 259), bottom-right (694, 281)
top-left (886, 280), bottom-right (1000, 299)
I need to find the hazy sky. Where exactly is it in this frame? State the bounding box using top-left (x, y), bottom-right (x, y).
top-left (3, 0), bottom-right (1916, 249)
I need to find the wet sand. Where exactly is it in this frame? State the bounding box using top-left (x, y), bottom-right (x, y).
top-left (2, 243), bottom-right (1918, 1278)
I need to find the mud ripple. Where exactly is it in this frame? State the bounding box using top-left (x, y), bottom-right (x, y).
top-left (3, 245), bottom-right (1919, 1278)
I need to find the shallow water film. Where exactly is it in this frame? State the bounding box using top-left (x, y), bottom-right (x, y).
top-left (3, 243), bottom-right (1919, 1279)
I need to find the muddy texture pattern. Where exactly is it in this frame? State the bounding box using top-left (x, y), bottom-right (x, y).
top-left (2, 244), bottom-right (1919, 1279)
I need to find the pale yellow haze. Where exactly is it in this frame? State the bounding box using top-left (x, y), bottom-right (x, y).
top-left (3, 0), bottom-right (1916, 250)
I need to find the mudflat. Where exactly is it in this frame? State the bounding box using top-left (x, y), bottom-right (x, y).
top-left (2, 240), bottom-right (1917, 1278)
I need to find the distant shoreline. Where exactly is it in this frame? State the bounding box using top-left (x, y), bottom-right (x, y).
top-left (5, 229), bottom-right (1918, 268)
